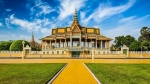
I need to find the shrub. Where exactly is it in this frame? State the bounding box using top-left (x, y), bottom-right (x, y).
top-left (10, 40), bottom-right (30, 51)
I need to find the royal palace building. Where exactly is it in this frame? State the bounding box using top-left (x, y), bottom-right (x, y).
top-left (39, 8), bottom-right (112, 57)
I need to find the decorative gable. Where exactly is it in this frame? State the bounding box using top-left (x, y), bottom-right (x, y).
top-left (72, 25), bottom-right (81, 35)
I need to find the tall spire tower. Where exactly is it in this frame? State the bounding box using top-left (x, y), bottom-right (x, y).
top-left (30, 31), bottom-right (35, 42)
top-left (71, 7), bottom-right (80, 30)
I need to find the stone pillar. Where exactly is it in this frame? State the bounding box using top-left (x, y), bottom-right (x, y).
top-left (108, 41), bottom-right (110, 49)
top-left (55, 39), bottom-right (56, 48)
top-left (84, 38), bottom-right (86, 47)
top-left (104, 40), bottom-right (106, 48)
top-left (91, 39), bottom-right (92, 48)
top-left (65, 39), bottom-right (66, 47)
top-left (50, 40), bottom-right (51, 48)
top-left (96, 39), bottom-right (97, 48)
top-left (70, 37), bottom-right (72, 47)
top-left (107, 40), bottom-right (109, 49)
top-left (59, 39), bottom-right (61, 47)
top-left (101, 40), bottom-right (102, 49)
top-left (80, 37), bottom-right (81, 47)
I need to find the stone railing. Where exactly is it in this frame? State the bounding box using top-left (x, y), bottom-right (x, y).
top-left (94, 51), bottom-right (122, 55)
top-left (0, 51), bottom-right (22, 53)
top-left (130, 51), bottom-right (150, 53)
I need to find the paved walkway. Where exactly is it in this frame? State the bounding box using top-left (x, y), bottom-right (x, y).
top-left (52, 61), bottom-right (98, 84)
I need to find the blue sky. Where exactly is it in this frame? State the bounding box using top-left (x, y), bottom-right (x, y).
top-left (0, 0), bottom-right (150, 44)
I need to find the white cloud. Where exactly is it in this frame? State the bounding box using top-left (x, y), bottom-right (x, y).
top-left (0, 22), bottom-right (2, 26)
top-left (5, 9), bottom-right (12, 12)
top-left (6, 14), bottom-right (53, 34)
top-left (81, 0), bottom-right (136, 24)
top-left (5, 18), bottom-right (12, 28)
top-left (119, 16), bottom-right (136, 23)
top-left (58, 0), bottom-right (86, 20)
top-left (41, 28), bottom-right (51, 36)
top-left (30, 0), bottom-right (55, 17)
top-left (103, 15), bottom-right (150, 43)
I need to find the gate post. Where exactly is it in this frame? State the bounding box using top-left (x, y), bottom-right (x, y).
top-left (121, 44), bottom-right (129, 58)
top-left (23, 44), bottom-right (31, 58)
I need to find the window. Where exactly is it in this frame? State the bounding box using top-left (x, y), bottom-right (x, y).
top-left (103, 52), bottom-right (105, 54)
top-left (47, 52), bottom-right (49, 54)
top-left (107, 52), bottom-right (109, 54)
top-left (57, 51), bottom-right (59, 54)
top-left (98, 51), bottom-right (100, 54)
top-left (52, 51), bottom-right (54, 54)
top-left (62, 51), bottom-right (64, 54)
top-left (43, 52), bottom-right (45, 54)
top-left (88, 51), bottom-right (90, 54)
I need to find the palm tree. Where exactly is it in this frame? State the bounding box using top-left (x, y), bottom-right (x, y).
top-left (140, 27), bottom-right (150, 40)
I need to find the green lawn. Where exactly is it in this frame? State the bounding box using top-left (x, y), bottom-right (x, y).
top-left (0, 63), bottom-right (65, 84)
top-left (86, 64), bottom-right (150, 84)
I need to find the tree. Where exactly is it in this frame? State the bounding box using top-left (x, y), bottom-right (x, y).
top-left (114, 35), bottom-right (135, 50)
top-left (110, 44), bottom-right (120, 51)
top-left (140, 27), bottom-right (150, 41)
top-left (10, 40), bottom-right (30, 51)
top-left (0, 41), bottom-right (13, 51)
top-left (129, 41), bottom-right (141, 51)
top-left (138, 36), bottom-right (144, 42)
top-left (141, 41), bottom-right (150, 51)
top-left (114, 36), bottom-right (125, 48)
top-left (124, 35), bottom-right (135, 47)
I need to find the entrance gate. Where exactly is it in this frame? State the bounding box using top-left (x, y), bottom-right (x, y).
top-left (123, 49), bottom-right (127, 55)
top-left (72, 51), bottom-right (80, 57)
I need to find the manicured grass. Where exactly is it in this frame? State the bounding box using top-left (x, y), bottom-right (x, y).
top-left (0, 63), bottom-right (65, 84)
top-left (86, 64), bottom-right (150, 84)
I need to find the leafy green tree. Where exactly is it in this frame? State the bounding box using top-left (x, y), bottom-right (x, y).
top-left (138, 36), bottom-right (144, 42)
top-left (114, 35), bottom-right (135, 50)
top-left (0, 41), bottom-right (13, 51)
top-left (114, 36), bottom-right (125, 48)
top-left (10, 40), bottom-right (30, 51)
top-left (141, 41), bottom-right (150, 51)
top-left (110, 44), bottom-right (120, 51)
top-left (124, 35), bottom-right (135, 47)
top-left (129, 41), bottom-right (141, 51)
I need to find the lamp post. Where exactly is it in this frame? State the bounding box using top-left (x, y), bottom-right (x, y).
top-left (22, 40), bottom-right (25, 59)
top-left (140, 46), bottom-right (142, 58)
top-left (91, 41), bottom-right (95, 60)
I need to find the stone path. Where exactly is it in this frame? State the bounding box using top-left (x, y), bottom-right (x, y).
top-left (52, 61), bottom-right (98, 84)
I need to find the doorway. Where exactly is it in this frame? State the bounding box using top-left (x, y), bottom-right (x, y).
top-left (72, 51), bottom-right (80, 57)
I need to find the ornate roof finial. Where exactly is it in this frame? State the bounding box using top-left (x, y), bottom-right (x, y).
top-left (71, 6), bottom-right (80, 29)
top-left (30, 31), bottom-right (35, 42)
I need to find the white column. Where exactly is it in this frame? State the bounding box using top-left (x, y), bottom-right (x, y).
top-left (101, 40), bottom-right (102, 49)
top-left (59, 39), bottom-right (61, 47)
top-left (55, 39), bottom-right (56, 48)
top-left (85, 38), bottom-right (87, 47)
top-left (50, 40), bottom-right (51, 48)
top-left (80, 37), bottom-right (81, 47)
top-left (65, 39), bottom-right (66, 47)
top-left (91, 39), bottom-right (92, 48)
top-left (107, 40), bottom-right (108, 49)
top-left (84, 39), bottom-right (86, 47)
top-left (96, 39), bottom-right (97, 48)
top-left (108, 41), bottom-right (110, 49)
top-left (70, 37), bottom-right (72, 47)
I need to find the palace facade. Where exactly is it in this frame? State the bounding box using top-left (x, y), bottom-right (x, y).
top-left (39, 8), bottom-right (112, 57)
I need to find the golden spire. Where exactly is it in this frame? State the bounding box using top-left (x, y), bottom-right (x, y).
top-left (30, 31), bottom-right (34, 42)
top-left (74, 7), bottom-right (79, 24)
top-left (71, 7), bottom-right (80, 29)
